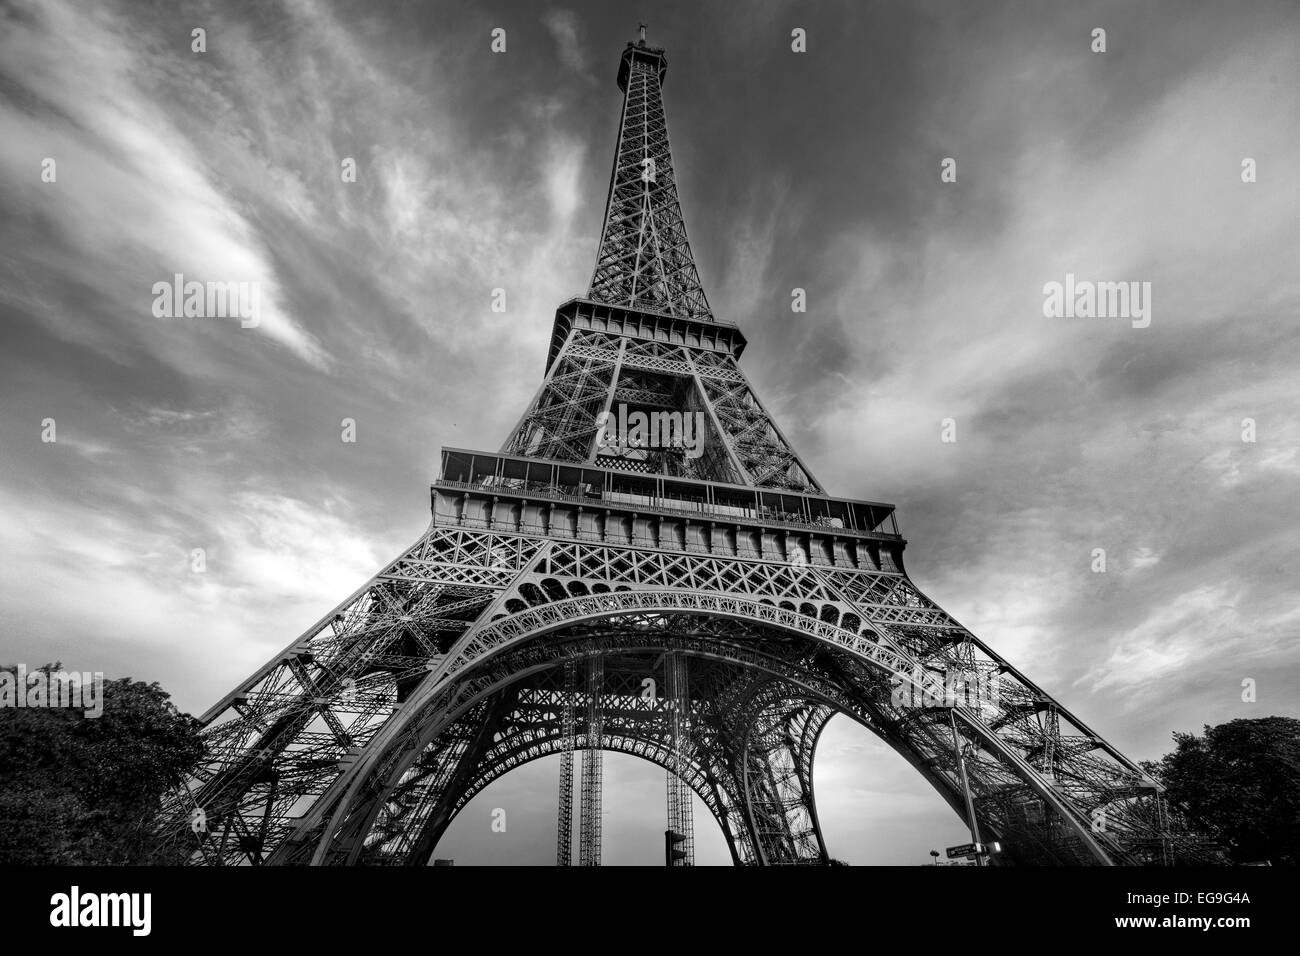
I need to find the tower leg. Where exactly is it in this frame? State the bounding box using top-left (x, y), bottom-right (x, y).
top-left (579, 657), bottom-right (604, 866)
top-left (729, 692), bottom-right (830, 865)
top-left (664, 650), bottom-right (694, 866)
top-left (788, 704), bottom-right (833, 863)
top-left (350, 691), bottom-right (518, 865)
top-left (556, 659), bottom-right (576, 866)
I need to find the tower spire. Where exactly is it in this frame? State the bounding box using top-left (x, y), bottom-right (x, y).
top-left (587, 37), bottom-right (713, 321)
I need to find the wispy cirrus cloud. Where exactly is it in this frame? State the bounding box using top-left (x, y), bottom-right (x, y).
top-left (0, 1), bottom-right (327, 369)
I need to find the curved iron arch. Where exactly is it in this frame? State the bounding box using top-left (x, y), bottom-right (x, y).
top-left (285, 595), bottom-right (1115, 866)
top-left (324, 632), bottom-right (869, 866)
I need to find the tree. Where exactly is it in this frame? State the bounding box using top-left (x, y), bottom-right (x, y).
top-left (1144, 716), bottom-right (1300, 866)
top-left (0, 664), bottom-right (205, 865)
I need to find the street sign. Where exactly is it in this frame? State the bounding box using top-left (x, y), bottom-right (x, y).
top-left (946, 843), bottom-right (981, 859)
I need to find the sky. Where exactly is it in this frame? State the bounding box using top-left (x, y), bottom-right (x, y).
top-left (1, 0), bottom-right (1298, 865)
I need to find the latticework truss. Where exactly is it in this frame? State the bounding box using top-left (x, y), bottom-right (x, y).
top-left (504, 329), bottom-right (819, 492)
top-left (579, 656), bottom-right (604, 866)
top-left (158, 32), bottom-right (1226, 868)
top-left (157, 523), bottom-right (1224, 866)
top-left (588, 40), bottom-right (711, 320)
top-left (555, 660), bottom-right (576, 865)
top-left (664, 650), bottom-right (694, 865)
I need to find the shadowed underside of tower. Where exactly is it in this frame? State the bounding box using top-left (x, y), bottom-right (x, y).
top-left (160, 33), bottom-right (1224, 867)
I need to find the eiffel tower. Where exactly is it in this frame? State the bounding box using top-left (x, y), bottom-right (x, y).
top-left (163, 29), bottom-right (1222, 866)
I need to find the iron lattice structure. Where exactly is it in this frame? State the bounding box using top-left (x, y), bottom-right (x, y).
top-left (555, 660), bottom-right (576, 866)
top-left (587, 39), bottom-right (711, 321)
top-left (159, 34), bottom-right (1225, 867)
top-left (664, 650), bottom-right (694, 866)
top-left (579, 656), bottom-right (603, 865)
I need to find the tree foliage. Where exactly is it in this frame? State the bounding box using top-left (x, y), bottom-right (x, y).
top-left (0, 664), bottom-right (205, 865)
top-left (1145, 716), bottom-right (1300, 866)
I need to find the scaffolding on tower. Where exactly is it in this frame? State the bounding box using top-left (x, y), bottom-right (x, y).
top-left (556, 660), bottom-right (576, 866)
top-left (579, 657), bottom-right (604, 866)
top-left (665, 650), bottom-right (694, 866)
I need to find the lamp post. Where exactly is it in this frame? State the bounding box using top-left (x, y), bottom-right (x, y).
top-left (950, 708), bottom-right (986, 867)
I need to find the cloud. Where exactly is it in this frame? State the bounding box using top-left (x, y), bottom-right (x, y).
top-left (0, 481), bottom-right (388, 708)
top-left (1128, 547), bottom-right (1162, 572)
top-left (542, 9), bottom-right (592, 81)
top-left (0, 1), bottom-right (329, 369)
top-left (1080, 584), bottom-right (1248, 693)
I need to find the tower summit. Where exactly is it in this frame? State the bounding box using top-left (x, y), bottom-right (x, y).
top-left (161, 32), bottom-right (1224, 868)
top-left (589, 29), bottom-right (711, 321)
